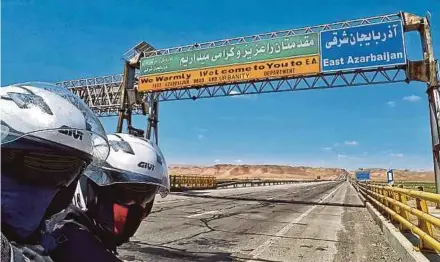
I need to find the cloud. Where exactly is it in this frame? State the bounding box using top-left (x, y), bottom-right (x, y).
top-left (389, 153), bottom-right (404, 158)
top-left (218, 115), bottom-right (275, 121)
top-left (337, 154), bottom-right (349, 159)
top-left (333, 143), bottom-right (340, 147)
top-left (335, 153), bottom-right (362, 161)
top-left (214, 159), bottom-right (220, 163)
top-left (403, 95), bottom-right (421, 102)
top-left (380, 149), bottom-right (393, 154)
top-left (195, 128), bottom-right (207, 140)
top-left (194, 127), bottom-right (208, 133)
top-left (234, 159), bottom-right (243, 163)
top-left (344, 141), bottom-right (358, 146)
top-left (218, 116), bottom-right (238, 121)
top-left (387, 101), bottom-right (396, 108)
top-left (2, 0), bottom-right (34, 7)
top-left (229, 90), bottom-right (258, 100)
top-left (322, 147), bottom-right (332, 152)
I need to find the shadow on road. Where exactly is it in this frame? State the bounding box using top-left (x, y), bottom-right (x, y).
top-left (119, 241), bottom-right (281, 262)
top-left (172, 192), bottom-right (365, 208)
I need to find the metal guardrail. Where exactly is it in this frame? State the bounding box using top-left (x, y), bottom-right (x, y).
top-left (355, 181), bottom-right (440, 253)
top-left (216, 179), bottom-right (334, 188)
top-left (169, 175), bottom-right (337, 191)
top-left (169, 175), bottom-right (217, 190)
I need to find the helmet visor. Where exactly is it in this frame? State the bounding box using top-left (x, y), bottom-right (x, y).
top-left (151, 142), bottom-right (170, 197)
top-left (1, 82), bottom-right (110, 164)
top-left (101, 183), bottom-right (158, 207)
top-left (83, 164), bottom-right (169, 195)
top-left (83, 165), bottom-right (168, 207)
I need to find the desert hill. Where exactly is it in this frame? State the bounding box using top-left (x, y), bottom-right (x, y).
top-left (357, 168), bottom-right (435, 182)
top-left (169, 164), bottom-right (435, 182)
top-left (169, 164), bottom-right (347, 180)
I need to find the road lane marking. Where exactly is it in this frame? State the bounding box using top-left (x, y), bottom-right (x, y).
top-left (249, 182), bottom-right (346, 258)
top-left (155, 200), bottom-right (184, 205)
top-left (186, 210), bottom-right (219, 218)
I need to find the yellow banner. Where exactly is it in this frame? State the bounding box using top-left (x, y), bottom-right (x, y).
top-left (138, 55), bottom-right (320, 92)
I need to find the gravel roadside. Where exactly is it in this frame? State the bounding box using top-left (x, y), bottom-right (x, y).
top-left (333, 184), bottom-right (404, 262)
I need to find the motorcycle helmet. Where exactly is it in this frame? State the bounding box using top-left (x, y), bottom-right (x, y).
top-left (1, 82), bottom-right (110, 241)
top-left (73, 133), bottom-right (170, 246)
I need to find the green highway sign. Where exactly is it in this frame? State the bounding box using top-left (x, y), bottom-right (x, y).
top-left (140, 33), bottom-right (319, 76)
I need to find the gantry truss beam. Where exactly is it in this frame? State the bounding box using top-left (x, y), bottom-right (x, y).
top-left (55, 11), bottom-right (440, 195)
top-left (57, 74), bottom-right (128, 117)
top-left (56, 12), bottom-right (407, 117)
top-left (158, 67), bottom-right (407, 101)
top-left (57, 66), bottom-right (408, 117)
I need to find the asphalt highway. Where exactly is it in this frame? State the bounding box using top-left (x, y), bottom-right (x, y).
top-left (118, 180), bottom-right (404, 262)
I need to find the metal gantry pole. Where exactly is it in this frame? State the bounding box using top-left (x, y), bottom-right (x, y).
top-left (154, 99), bottom-right (159, 145)
top-left (420, 14), bottom-right (440, 195)
top-left (116, 62), bottom-right (130, 133)
top-left (428, 89), bottom-right (440, 197)
top-left (145, 93), bottom-right (159, 145)
top-left (145, 94), bottom-right (153, 140)
top-left (116, 61), bottom-right (137, 133)
top-left (423, 13), bottom-right (440, 195)
top-left (404, 12), bottom-right (440, 195)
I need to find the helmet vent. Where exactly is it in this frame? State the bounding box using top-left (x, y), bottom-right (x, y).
top-left (109, 140), bottom-right (135, 155)
top-left (24, 153), bottom-right (81, 172)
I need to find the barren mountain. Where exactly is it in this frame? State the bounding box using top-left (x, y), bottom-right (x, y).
top-left (169, 164), bottom-right (347, 180)
top-left (169, 164), bottom-right (435, 182)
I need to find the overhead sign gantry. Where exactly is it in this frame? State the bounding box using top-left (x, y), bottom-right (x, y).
top-left (57, 12), bottom-right (439, 194)
top-left (137, 19), bottom-right (407, 92)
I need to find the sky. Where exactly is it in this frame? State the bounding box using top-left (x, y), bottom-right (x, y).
top-left (2, 0), bottom-right (440, 170)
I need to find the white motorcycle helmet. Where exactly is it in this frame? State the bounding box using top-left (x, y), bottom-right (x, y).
top-left (72, 133), bottom-right (170, 245)
top-left (1, 82), bottom-right (110, 187)
top-left (1, 82), bottom-right (110, 241)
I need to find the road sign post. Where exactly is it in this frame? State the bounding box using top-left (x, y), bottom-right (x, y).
top-left (387, 169), bottom-right (394, 186)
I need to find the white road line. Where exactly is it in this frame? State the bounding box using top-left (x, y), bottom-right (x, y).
top-left (249, 182), bottom-right (346, 258)
top-left (186, 210), bottom-right (219, 218)
top-left (155, 200), bottom-right (183, 205)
